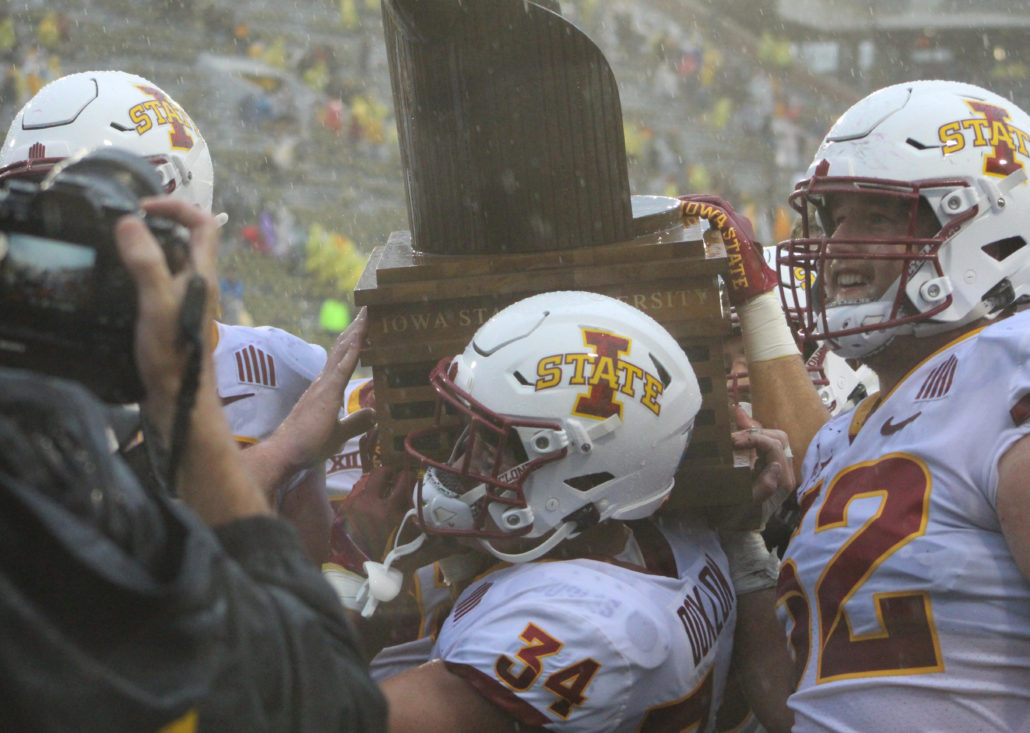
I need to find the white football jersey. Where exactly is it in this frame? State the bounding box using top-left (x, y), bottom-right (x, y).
top-left (213, 323), bottom-right (374, 503)
top-left (211, 321), bottom-right (326, 444)
top-left (433, 518), bottom-right (735, 732)
top-left (779, 310), bottom-right (1030, 732)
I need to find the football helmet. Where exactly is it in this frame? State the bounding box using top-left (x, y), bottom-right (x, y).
top-left (405, 290), bottom-right (702, 563)
top-left (780, 79), bottom-right (1030, 359)
top-left (0, 70), bottom-right (214, 213)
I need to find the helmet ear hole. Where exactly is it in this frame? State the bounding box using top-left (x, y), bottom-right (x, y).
top-left (982, 278), bottom-right (1016, 313)
top-left (564, 472), bottom-right (614, 492)
top-left (982, 236), bottom-right (1027, 263)
top-left (562, 503), bottom-right (601, 532)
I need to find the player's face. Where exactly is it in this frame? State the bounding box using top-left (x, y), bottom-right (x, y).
top-left (445, 423), bottom-right (549, 549)
top-left (822, 193), bottom-right (936, 306)
top-left (447, 423), bottom-right (526, 494)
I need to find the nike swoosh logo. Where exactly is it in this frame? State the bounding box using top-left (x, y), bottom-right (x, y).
top-left (881, 411), bottom-right (922, 436)
top-left (219, 392), bottom-right (255, 406)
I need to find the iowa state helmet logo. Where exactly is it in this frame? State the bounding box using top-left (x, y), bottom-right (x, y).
top-left (534, 328), bottom-right (665, 419)
top-left (128, 85), bottom-right (198, 151)
top-left (938, 99), bottom-right (1030, 177)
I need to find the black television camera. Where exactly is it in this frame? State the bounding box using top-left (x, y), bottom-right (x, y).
top-left (0, 148), bottom-right (190, 403)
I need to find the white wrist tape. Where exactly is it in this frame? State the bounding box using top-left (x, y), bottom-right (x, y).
top-left (738, 291), bottom-right (800, 363)
top-left (719, 530), bottom-right (780, 595)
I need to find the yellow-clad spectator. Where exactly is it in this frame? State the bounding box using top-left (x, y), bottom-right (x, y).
top-left (36, 11), bottom-right (65, 51)
top-left (349, 93), bottom-right (387, 145)
top-left (0, 15), bottom-right (16, 57)
top-left (302, 59), bottom-right (329, 93)
top-left (261, 37), bottom-right (289, 69)
top-left (339, 0), bottom-right (358, 30)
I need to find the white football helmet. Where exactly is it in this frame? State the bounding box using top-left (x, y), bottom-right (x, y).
top-left (405, 290), bottom-right (702, 563)
top-left (780, 79), bottom-right (1030, 359)
top-left (0, 70), bottom-right (214, 213)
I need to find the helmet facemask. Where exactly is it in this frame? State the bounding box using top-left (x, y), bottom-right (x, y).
top-left (407, 358), bottom-right (568, 544)
top-left (780, 173), bottom-right (961, 359)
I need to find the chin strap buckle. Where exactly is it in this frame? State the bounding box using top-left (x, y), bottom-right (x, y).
top-left (356, 509), bottom-right (426, 618)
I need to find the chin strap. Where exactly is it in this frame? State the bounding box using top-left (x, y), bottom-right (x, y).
top-left (356, 508), bottom-right (426, 618)
top-left (478, 520), bottom-right (578, 564)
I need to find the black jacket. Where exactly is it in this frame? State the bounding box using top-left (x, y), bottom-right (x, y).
top-left (0, 368), bottom-right (386, 732)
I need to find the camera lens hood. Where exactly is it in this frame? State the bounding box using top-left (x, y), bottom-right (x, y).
top-left (43, 147), bottom-right (165, 201)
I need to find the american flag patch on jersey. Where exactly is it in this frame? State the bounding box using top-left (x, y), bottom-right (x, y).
top-left (235, 345), bottom-right (277, 387)
top-left (453, 582), bottom-right (493, 622)
top-left (916, 354), bottom-right (957, 401)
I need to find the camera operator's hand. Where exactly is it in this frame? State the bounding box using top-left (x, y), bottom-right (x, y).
top-left (116, 196), bottom-right (269, 524)
top-left (115, 196), bottom-right (219, 444)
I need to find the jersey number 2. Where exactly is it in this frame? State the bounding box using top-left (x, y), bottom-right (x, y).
top-left (779, 454), bottom-right (944, 684)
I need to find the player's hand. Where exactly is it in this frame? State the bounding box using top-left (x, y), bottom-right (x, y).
top-left (359, 422), bottom-right (382, 473)
top-left (339, 462), bottom-right (418, 563)
top-left (326, 462), bottom-right (453, 584)
top-left (728, 404), bottom-right (795, 530)
top-left (323, 463), bottom-right (425, 616)
top-left (267, 309), bottom-right (377, 471)
top-left (679, 194), bottom-right (778, 305)
top-left (228, 313), bottom-right (376, 508)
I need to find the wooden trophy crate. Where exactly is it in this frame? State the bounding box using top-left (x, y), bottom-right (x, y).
top-left (353, 202), bottom-right (751, 513)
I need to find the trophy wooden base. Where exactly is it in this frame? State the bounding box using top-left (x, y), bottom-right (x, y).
top-left (353, 200), bottom-right (751, 513)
